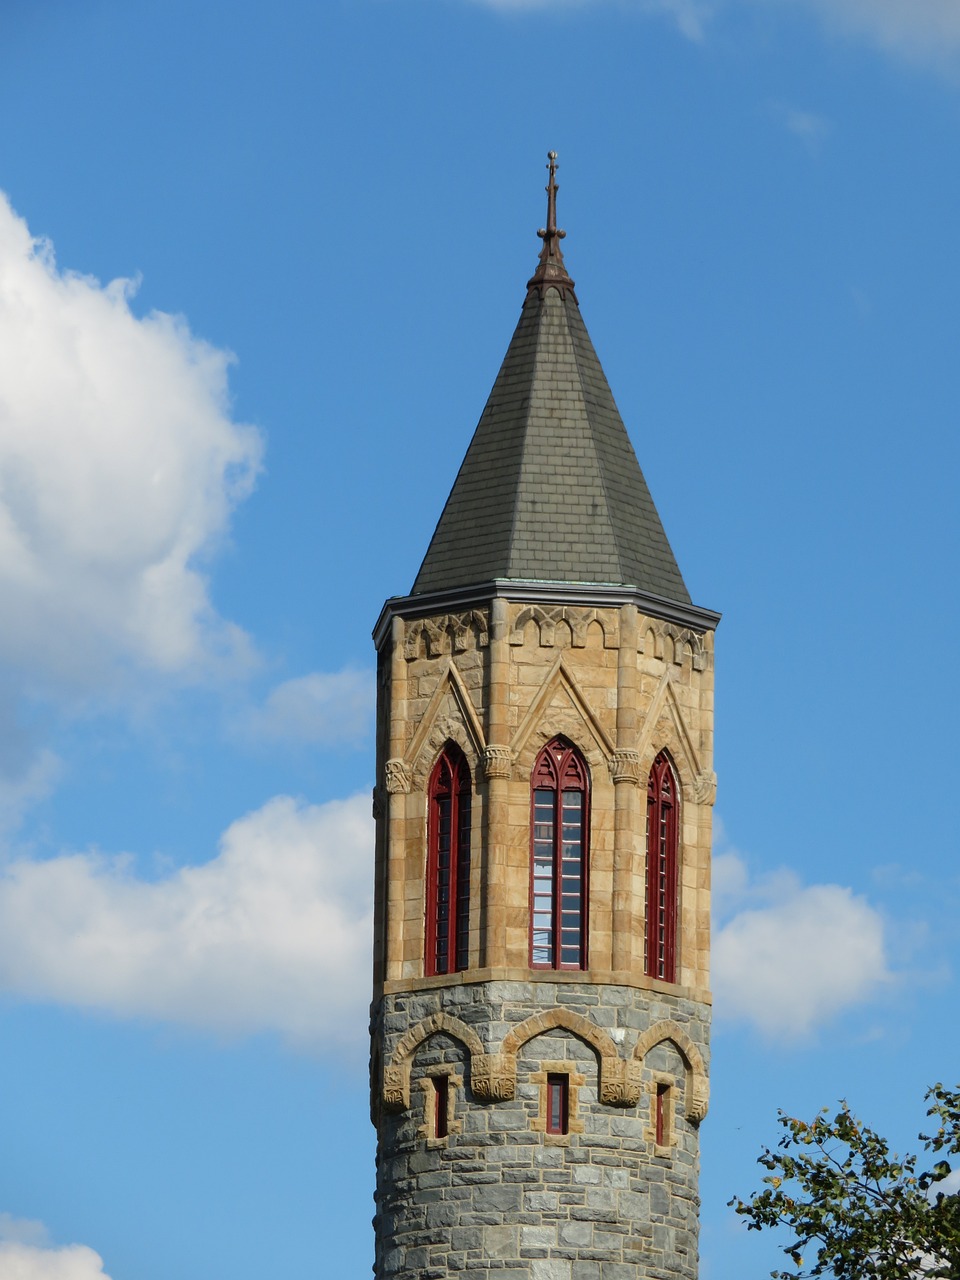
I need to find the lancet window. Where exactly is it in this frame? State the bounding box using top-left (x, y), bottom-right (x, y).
top-left (645, 750), bottom-right (679, 982)
top-left (425, 743), bottom-right (472, 976)
top-left (530, 737), bottom-right (589, 969)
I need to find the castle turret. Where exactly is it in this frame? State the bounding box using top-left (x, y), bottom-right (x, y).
top-left (371, 153), bottom-right (719, 1280)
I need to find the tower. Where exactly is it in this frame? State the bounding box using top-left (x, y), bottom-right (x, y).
top-left (371, 155), bottom-right (719, 1280)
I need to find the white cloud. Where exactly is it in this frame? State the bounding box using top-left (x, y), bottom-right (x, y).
top-left (770, 102), bottom-right (832, 154)
top-left (464, 0), bottom-right (711, 40)
top-left (0, 1220), bottom-right (110, 1280)
top-left (461, 0), bottom-right (960, 65)
top-left (0, 792), bottom-right (374, 1051)
top-left (789, 0), bottom-right (960, 65)
top-left (0, 749), bottom-right (61, 833)
top-left (0, 192), bottom-right (262, 695)
top-left (713, 850), bottom-right (891, 1039)
top-left (239, 669), bottom-right (375, 747)
top-left (0, 1243), bottom-right (111, 1280)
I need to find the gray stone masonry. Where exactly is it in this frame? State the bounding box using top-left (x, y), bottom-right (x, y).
top-left (373, 981), bottom-right (709, 1280)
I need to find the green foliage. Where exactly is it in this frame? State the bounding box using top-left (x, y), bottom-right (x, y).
top-left (730, 1084), bottom-right (960, 1280)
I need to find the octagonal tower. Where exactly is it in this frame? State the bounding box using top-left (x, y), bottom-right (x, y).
top-left (371, 155), bottom-right (719, 1280)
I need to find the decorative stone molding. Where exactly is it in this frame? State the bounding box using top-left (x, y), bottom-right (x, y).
top-left (470, 1053), bottom-right (516, 1102)
top-left (382, 1063), bottom-right (408, 1112)
top-left (509, 604), bottom-right (618, 650)
top-left (384, 1012), bottom-right (485, 1112)
top-left (693, 770), bottom-right (717, 805)
top-left (632, 1018), bottom-right (710, 1125)
top-left (384, 759), bottom-right (411, 795)
top-left (481, 746), bottom-right (513, 781)
top-left (404, 610), bottom-right (489, 660)
top-left (608, 749), bottom-right (642, 785)
top-left (639, 621), bottom-right (708, 671)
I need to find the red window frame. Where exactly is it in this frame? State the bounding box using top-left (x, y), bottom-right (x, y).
top-left (529, 737), bottom-right (589, 970)
top-left (645, 751), bottom-right (679, 982)
top-left (546, 1073), bottom-right (569, 1135)
top-left (425, 743), bottom-right (472, 977)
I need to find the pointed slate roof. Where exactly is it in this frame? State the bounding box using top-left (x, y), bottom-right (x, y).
top-left (412, 155), bottom-right (690, 605)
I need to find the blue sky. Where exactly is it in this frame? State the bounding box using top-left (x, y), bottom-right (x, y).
top-left (0, 0), bottom-right (957, 1276)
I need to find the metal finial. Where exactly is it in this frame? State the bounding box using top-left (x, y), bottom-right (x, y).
top-left (528, 150), bottom-right (576, 301)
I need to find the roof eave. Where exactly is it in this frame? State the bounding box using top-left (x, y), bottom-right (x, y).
top-left (373, 578), bottom-right (721, 650)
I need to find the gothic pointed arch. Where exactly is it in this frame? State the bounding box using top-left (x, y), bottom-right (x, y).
top-left (632, 1019), bottom-right (709, 1123)
top-left (382, 1012), bottom-right (485, 1111)
top-left (529, 736), bottom-right (589, 970)
top-left (425, 742), bottom-right (472, 976)
top-left (645, 749), bottom-right (679, 982)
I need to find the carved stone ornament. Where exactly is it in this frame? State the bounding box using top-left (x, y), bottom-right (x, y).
top-left (597, 1058), bottom-right (629, 1107)
top-left (609, 749), bottom-right (641, 785)
top-left (470, 1054), bottom-right (516, 1102)
top-left (384, 759), bottom-right (411, 795)
top-left (621, 1060), bottom-right (644, 1108)
top-left (689, 1075), bottom-right (710, 1124)
top-left (382, 1064), bottom-right (409, 1111)
top-left (481, 746), bottom-right (513, 781)
top-left (693, 770), bottom-right (717, 805)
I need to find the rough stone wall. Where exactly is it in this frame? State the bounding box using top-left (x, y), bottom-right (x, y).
top-left (373, 981), bottom-right (709, 1280)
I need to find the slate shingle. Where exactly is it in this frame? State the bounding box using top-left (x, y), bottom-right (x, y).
top-left (412, 282), bottom-right (690, 604)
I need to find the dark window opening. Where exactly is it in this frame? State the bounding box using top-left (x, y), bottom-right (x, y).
top-left (433, 1076), bottom-right (449, 1140)
top-left (655, 1083), bottom-right (669, 1147)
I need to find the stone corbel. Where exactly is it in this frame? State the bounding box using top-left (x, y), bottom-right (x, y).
top-left (382, 1063), bottom-right (410, 1111)
top-left (688, 1073), bottom-right (710, 1124)
top-left (621, 1059), bottom-right (645, 1108)
top-left (597, 1057), bottom-right (630, 1107)
top-left (693, 770), bottom-right (717, 805)
top-left (608, 749), bottom-right (642, 786)
top-left (470, 1053), bottom-right (516, 1101)
top-left (481, 746), bottom-right (513, 781)
top-left (384, 758), bottom-right (411, 795)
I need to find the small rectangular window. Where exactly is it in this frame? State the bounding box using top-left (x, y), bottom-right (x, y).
top-left (655, 1082), bottom-right (669, 1147)
top-left (546, 1074), bottom-right (569, 1136)
top-left (433, 1075), bottom-right (449, 1140)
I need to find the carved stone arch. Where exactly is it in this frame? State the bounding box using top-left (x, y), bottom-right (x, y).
top-left (510, 604), bottom-right (559, 648)
top-left (514, 715), bottom-right (605, 784)
top-left (636, 672), bottom-right (702, 800)
top-left (510, 656), bottom-right (616, 779)
top-left (674, 628), bottom-right (706, 672)
top-left (640, 623), bottom-right (661, 660)
top-left (404, 617), bottom-right (450, 661)
top-left (661, 628), bottom-right (678, 666)
top-left (500, 1007), bottom-right (629, 1106)
top-left (382, 1012), bottom-right (484, 1111)
top-left (503, 1006), bottom-right (618, 1059)
top-left (631, 1019), bottom-right (709, 1123)
top-left (404, 661), bottom-right (486, 791)
top-left (410, 719), bottom-right (481, 794)
top-left (449, 609), bottom-right (489, 653)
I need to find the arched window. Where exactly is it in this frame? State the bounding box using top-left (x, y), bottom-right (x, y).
top-left (425, 743), bottom-right (472, 976)
top-left (530, 737), bottom-right (589, 970)
top-left (645, 751), bottom-right (679, 982)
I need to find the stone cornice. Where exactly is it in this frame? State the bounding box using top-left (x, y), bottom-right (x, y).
top-left (373, 579), bottom-right (721, 650)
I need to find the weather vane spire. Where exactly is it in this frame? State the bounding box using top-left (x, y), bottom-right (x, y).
top-left (527, 150), bottom-right (577, 301)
